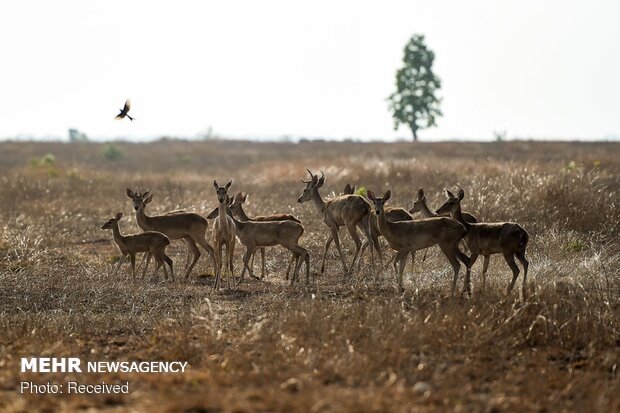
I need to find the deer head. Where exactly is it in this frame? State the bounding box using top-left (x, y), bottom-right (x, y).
top-left (297, 169), bottom-right (325, 203)
top-left (126, 189), bottom-right (152, 211)
top-left (213, 180), bottom-right (233, 204)
top-left (435, 189), bottom-right (465, 215)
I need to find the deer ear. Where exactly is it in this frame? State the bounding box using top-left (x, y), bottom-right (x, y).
top-left (142, 190), bottom-right (151, 198)
top-left (344, 184), bottom-right (353, 194)
top-left (115, 212), bottom-right (123, 220)
top-left (417, 188), bottom-right (424, 199)
top-left (367, 190), bottom-right (375, 201)
top-left (225, 180), bottom-right (232, 190)
top-left (446, 189), bottom-right (455, 198)
top-left (144, 194), bottom-right (153, 204)
top-left (317, 175), bottom-right (325, 188)
top-left (457, 189), bottom-right (465, 200)
top-left (206, 207), bottom-right (219, 219)
top-left (213, 180), bottom-right (219, 190)
top-left (126, 188), bottom-right (134, 198)
top-left (242, 193), bottom-right (248, 202)
top-left (384, 190), bottom-right (392, 201)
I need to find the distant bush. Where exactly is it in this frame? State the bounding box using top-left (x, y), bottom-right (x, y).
top-left (29, 153), bottom-right (56, 167)
top-left (103, 144), bottom-right (124, 161)
top-left (355, 186), bottom-right (367, 196)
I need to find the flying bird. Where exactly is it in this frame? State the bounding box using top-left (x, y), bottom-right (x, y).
top-left (115, 99), bottom-right (134, 121)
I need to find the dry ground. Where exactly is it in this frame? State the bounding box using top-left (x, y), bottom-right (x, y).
top-left (0, 140), bottom-right (619, 412)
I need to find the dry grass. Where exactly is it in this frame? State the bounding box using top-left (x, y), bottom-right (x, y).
top-left (0, 140), bottom-right (619, 412)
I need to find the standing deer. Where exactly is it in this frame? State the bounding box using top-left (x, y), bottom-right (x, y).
top-left (228, 192), bottom-right (300, 280)
top-left (367, 189), bottom-right (469, 294)
top-left (212, 180), bottom-right (236, 290)
top-left (410, 187), bottom-right (479, 262)
top-left (298, 170), bottom-right (380, 277)
top-left (221, 197), bottom-right (310, 285)
top-left (343, 184), bottom-right (415, 273)
top-left (101, 212), bottom-right (173, 280)
top-left (126, 189), bottom-right (216, 279)
top-left (436, 189), bottom-right (529, 297)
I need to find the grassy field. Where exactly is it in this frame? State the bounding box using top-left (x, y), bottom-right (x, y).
top-left (0, 140), bottom-right (619, 412)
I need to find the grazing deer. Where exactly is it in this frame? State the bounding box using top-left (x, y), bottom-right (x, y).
top-left (220, 197), bottom-right (310, 285)
top-left (298, 170), bottom-right (380, 276)
top-left (212, 180), bottom-right (237, 290)
top-left (101, 212), bottom-right (173, 280)
top-left (228, 192), bottom-right (300, 280)
top-left (367, 190), bottom-right (469, 294)
top-left (126, 189), bottom-right (216, 279)
top-left (436, 189), bottom-right (530, 297)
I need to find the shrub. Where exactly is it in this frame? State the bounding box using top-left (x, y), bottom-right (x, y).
top-left (103, 144), bottom-right (124, 161)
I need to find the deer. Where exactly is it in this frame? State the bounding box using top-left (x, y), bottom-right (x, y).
top-left (436, 189), bottom-right (530, 297)
top-left (219, 196), bottom-right (310, 285)
top-left (343, 184), bottom-right (416, 273)
top-left (227, 192), bottom-right (300, 280)
top-left (409, 187), bottom-right (479, 262)
top-left (367, 189), bottom-right (470, 294)
top-left (212, 180), bottom-right (237, 290)
top-left (101, 212), bottom-right (173, 280)
top-left (126, 189), bottom-right (216, 279)
top-left (298, 170), bottom-right (380, 277)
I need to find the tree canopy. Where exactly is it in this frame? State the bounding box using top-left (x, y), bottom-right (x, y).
top-left (387, 34), bottom-right (442, 141)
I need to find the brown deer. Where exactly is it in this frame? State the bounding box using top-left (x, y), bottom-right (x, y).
top-left (298, 170), bottom-right (380, 277)
top-left (367, 189), bottom-right (469, 294)
top-left (343, 184), bottom-right (415, 273)
top-left (101, 212), bottom-right (173, 280)
top-left (126, 189), bottom-right (216, 279)
top-left (436, 189), bottom-right (529, 297)
top-left (410, 187), bottom-right (478, 262)
top-left (228, 192), bottom-right (300, 280)
top-left (220, 197), bottom-right (310, 285)
top-left (212, 180), bottom-right (236, 290)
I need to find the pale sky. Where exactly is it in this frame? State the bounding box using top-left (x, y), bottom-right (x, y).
top-left (1, 1), bottom-right (619, 141)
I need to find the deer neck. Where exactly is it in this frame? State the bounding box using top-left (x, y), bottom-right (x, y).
top-left (311, 189), bottom-right (326, 215)
top-left (235, 204), bottom-right (251, 221)
top-left (111, 222), bottom-right (127, 250)
top-left (218, 201), bottom-right (233, 229)
top-left (418, 199), bottom-right (437, 218)
top-left (376, 209), bottom-right (394, 237)
top-left (136, 205), bottom-right (151, 230)
top-left (452, 204), bottom-right (470, 229)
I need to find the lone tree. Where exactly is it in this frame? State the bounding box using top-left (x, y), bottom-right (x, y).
top-left (388, 34), bottom-right (442, 141)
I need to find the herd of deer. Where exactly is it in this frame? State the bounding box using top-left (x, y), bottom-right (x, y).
top-left (101, 169), bottom-right (530, 297)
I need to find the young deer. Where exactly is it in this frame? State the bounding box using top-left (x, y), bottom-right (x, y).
top-left (410, 187), bottom-right (479, 262)
top-left (228, 192), bottom-right (300, 280)
top-left (344, 183), bottom-right (419, 273)
top-left (410, 188), bottom-right (478, 224)
top-left (367, 190), bottom-right (469, 294)
top-left (436, 189), bottom-right (530, 297)
top-left (212, 180), bottom-right (237, 290)
top-left (126, 189), bottom-right (216, 279)
top-left (221, 197), bottom-right (310, 285)
top-left (101, 212), bottom-right (173, 280)
top-left (298, 170), bottom-right (380, 277)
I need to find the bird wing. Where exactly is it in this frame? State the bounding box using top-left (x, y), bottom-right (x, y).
top-left (115, 113), bottom-right (124, 119)
top-left (123, 99), bottom-right (131, 112)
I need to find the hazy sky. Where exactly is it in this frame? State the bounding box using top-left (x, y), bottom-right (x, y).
top-left (1, 1), bottom-right (619, 141)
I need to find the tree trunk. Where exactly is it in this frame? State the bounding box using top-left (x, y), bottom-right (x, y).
top-left (411, 127), bottom-right (418, 142)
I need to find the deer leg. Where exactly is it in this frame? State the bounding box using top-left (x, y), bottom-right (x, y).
top-left (195, 234), bottom-right (217, 276)
top-left (130, 253), bottom-right (137, 282)
top-left (152, 254), bottom-right (163, 279)
top-left (394, 250), bottom-right (408, 292)
top-left (331, 228), bottom-right (349, 276)
top-left (516, 250), bottom-right (529, 298)
top-left (239, 246), bottom-right (254, 284)
top-left (503, 251), bottom-right (520, 295)
top-left (439, 244), bottom-right (463, 297)
top-left (320, 234), bottom-right (334, 274)
top-left (163, 251), bottom-right (174, 280)
top-left (285, 253), bottom-right (295, 280)
top-left (142, 252), bottom-right (152, 278)
top-left (184, 237), bottom-right (201, 279)
top-left (213, 243), bottom-right (223, 291)
top-left (481, 255), bottom-right (490, 291)
top-left (112, 254), bottom-right (126, 277)
top-left (228, 239), bottom-right (235, 282)
top-left (345, 221), bottom-right (363, 277)
top-left (260, 247), bottom-right (266, 280)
